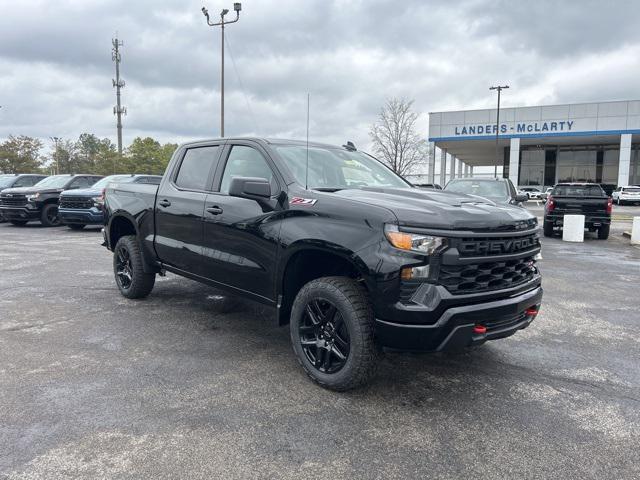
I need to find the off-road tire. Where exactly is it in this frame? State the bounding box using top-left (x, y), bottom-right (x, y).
top-left (40, 203), bottom-right (61, 227)
top-left (543, 220), bottom-right (554, 237)
top-left (67, 223), bottom-right (86, 230)
top-left (290, 276), bottom-right (380, 391)
top-left (113, 235), bottom-right (155, 299)
top-left (597, 224), bottom-right (610, 240)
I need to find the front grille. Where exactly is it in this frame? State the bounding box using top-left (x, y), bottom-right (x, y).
top-left (60, 197), bottom-right (93, 209)
top-left (455, 233), bottom-right (539, 257)
top-left (0, 195), bottom-right (27, 206)
top-left (438, 255), bottom-right (537, 295)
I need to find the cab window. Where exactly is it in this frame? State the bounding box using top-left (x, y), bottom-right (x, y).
top-left (174, 146), bottom-right (221, 191)
top-left (219, 146), bottom-right (275, 194)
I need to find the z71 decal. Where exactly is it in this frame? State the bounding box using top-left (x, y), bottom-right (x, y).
top-left (290, 197), bottom-right (317, 206)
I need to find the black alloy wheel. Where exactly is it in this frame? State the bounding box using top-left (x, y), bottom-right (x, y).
top-left (299, 298), bottom-right (350, 374)
top-left (41, 204), bottom-right (61, 227)
top-left (115, 245), bottom-right (133, 290)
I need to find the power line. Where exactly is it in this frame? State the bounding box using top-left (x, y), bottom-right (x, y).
top-left (224, 31), bottom-right (259, 133)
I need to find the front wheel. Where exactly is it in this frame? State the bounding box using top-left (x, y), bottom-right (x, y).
top-left (290, 276), bottom-right (380, 391)
top-left (113, 235), bottom-right (155, 299)
top-left (40, 204), bottom-right (61, 227)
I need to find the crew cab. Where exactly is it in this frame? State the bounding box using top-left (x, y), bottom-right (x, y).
top-left (0, 174), bottom-right (103, 226)
top-left (544, 183), bottom-right (612, 239)
top-left (611, 186), bottom-right (640, 205)
top-left (0, 174), bottom-right (48, 222)
top-left (59, 174), bottom-right (161, 230)
top-left (103, 138), bottom-right (542, 390)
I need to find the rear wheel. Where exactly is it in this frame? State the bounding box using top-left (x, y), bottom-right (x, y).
top-left (113, 235), bottom-right (156, 299)
top-left (290, 276), bottom-right (379, 391)
top-left (10, 220), bottom-right (28, 226)
top-left (598, 224), bottom-right (610, 240)
top-left (67, 223), bottom-right (86, 230)
top-left (543, 220), bottom-right (554, 237)
top-left (40, 204), bottom-right (61, 227)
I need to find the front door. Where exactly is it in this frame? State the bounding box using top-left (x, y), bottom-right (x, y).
top-left (154, 144), bottom-right (222, 275)
top-left (201, 142), bottom-right (282, 303)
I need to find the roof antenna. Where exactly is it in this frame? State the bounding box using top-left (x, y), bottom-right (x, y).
top-left (305, 93), bottom-right (310, 190)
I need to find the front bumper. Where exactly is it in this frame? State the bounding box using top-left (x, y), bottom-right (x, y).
top-left (0, 206), bottom-right (40, 220)
top-left (58, 207), bottom-right (104, 225)
top-left (375, 285), bottom-right (542, 351)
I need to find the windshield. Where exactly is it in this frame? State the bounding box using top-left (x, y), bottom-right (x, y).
top-left (0, 176), bottom-right (16, 188)
top-left (92, 175), bottom-right (133, 189)
top-left (33, 175), bottom-right (72, 189)
top-left (553, 185), bottom-right (605, 197)
top-left (274, 145), bottom-right (410, 190)
top-left (445, 179), bottom-right (509, 199)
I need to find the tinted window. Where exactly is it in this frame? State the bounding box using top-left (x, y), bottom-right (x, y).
top-left (68, 177), bottom-right (91, 189)
top-left (220, 146), bottom-right (275, 194)
top-left (552, 185), bottom-right (606, 196)
top-left (13, 176), bottom-right (37, 187)
top-left (135, 176), bottom-right (162, 185)
top-left (175, 146), bottom-right (220, 190)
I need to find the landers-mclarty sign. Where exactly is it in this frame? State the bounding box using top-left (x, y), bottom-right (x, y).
top-left (455, 120), bottom-right (575, 136)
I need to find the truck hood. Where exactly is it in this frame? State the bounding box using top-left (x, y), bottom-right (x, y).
top-left (60, 187), bottom-right (101, 197)
top-left (334, 187), bottom-right (535, 231)
top-left (1, 186), bottom-right (64, 196)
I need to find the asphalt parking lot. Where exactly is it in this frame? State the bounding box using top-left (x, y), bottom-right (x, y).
top-left (1, 216), bottom-right (639, 479)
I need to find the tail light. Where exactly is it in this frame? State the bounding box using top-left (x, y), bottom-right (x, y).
top-left (545, 195), bottom-right (555, 212)
top-left (606, 197), bottom-right (613, 214)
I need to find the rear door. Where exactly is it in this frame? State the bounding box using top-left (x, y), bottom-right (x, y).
top-left (201, 141), bottom-right (283, 303)
top-left (154, 144), bottom-right (223, 275)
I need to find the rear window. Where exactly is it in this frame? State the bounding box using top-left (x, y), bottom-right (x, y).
top-left (552, 185), bottom-right (606, 197)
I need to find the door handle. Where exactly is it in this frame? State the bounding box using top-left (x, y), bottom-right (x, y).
top-left (159, 199), bottom-right (171, 208)
top-left (206, 206), bottom-right (223, 215)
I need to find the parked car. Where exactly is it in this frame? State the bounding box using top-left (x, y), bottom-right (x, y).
top-left (540, 187), bottom-right (554, 202)
top-left (0, 174), bottom-right (48, 222)
top-left (102, 137), bottom-right (542, 391)
top-left (444, 177), bottom-right (527, 206)
top-left (518, 187), bottom-right (542, 200)
top-left (0, 174), bottom-right (103, 226)
top-left (414, 183), bottom-right (442, 190)
top-left (59, 174), bottom-right (162, 230)
top-left (544, 183), bottom-right (612, 239)
top-left (611, 186), bottom-right (640, 205)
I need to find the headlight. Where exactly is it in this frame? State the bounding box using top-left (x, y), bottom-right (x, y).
top-left (27, 193), bottom-right (40, 201)
top-left (384, 224), bottom-right (447, 255)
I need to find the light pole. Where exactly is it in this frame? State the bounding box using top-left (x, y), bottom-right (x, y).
top-left (490, 85), bottom-right (509, 178)
top-left (202, 2), bottom-right (242, 138)
top-left (50, 136), bottom-right (60, 174)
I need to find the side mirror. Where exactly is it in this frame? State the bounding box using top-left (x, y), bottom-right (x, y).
top-left (228, 176), bottom-right (271, 199)
top-left (515, 194), bottom-right (528, 203)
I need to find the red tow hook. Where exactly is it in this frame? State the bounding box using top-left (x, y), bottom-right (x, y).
top-left (525, 306), bottom-right (540, 318)
top-left (473, 325), bottom-right (487, 335)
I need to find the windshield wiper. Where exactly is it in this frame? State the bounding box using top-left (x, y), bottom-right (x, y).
top-left (311, 187), bottom-right (344, 192)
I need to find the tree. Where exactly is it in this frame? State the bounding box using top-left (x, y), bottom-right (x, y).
top-left (122, 137), bottom-right (177, 175)
top-left (0, 135), bottom-right (45, 173)
top-left (369, 98), bottom-right (427, 176)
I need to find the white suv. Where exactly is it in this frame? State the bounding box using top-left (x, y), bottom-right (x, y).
top-left (612, 186), bottom-right (640, 205)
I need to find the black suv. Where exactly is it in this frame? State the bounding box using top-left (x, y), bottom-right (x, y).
top-left (0, 174), bottom-right (48, 222)
top-left (0, 174), bottom-right (103, 226)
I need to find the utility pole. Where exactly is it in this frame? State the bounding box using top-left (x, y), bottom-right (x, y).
top-left (49, 136), bottom-right (60, 174)
top-left (202, 3), bottom-right (242, 138)
top-left (490, 85), bottom-right (509, 178)
top-left (112, 37), bottom-right (126, 162)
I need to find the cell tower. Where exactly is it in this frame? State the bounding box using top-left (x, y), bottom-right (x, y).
top-left (112, 37), bottom-right (127, 155)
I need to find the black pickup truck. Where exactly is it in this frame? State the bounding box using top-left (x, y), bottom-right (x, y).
top-left (543, 183), bottom-right (612, 239)
top-left (103, 138), bottom-right (542, 390)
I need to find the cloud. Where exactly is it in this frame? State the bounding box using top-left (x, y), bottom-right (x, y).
top-left (0, 0), bottom-right (639, 153)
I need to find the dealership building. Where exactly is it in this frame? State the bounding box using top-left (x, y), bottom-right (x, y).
top-left (426, 100), bottom-right (640, 189)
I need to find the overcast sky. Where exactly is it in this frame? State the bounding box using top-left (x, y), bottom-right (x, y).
top-left (1, 0), bottom-right (640, 154)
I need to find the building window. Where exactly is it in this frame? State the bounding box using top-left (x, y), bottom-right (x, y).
top-left (557, 149), bottom-right (598, 183)
top-left (519, 149), bottom-right (545, 186)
